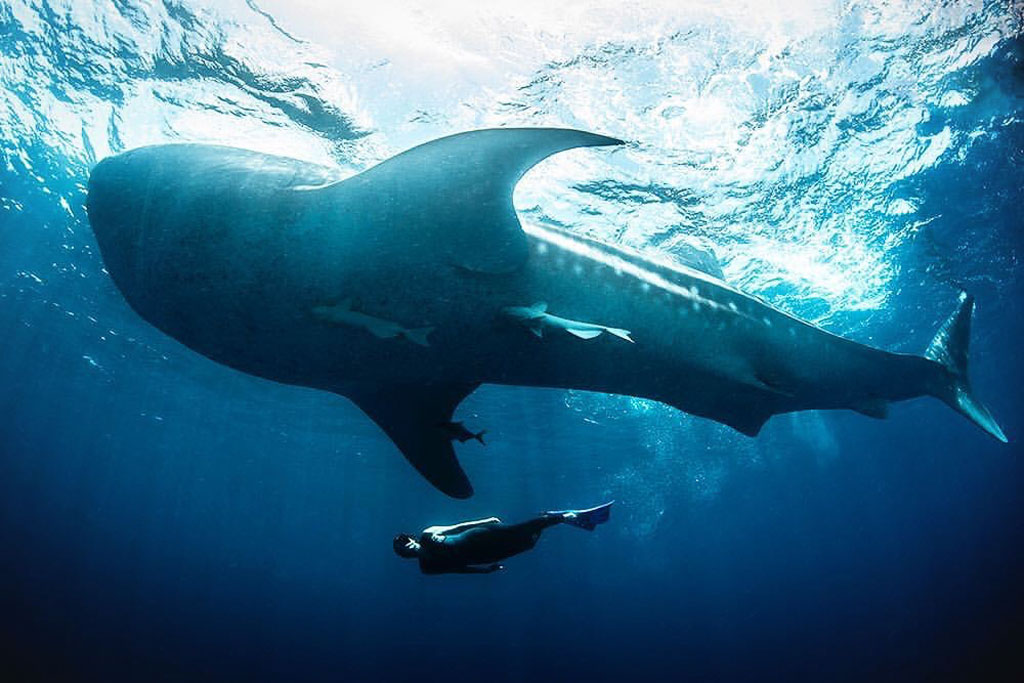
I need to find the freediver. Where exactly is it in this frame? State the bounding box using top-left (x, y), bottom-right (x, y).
top-left (393, 502), bottom-right (613, 574)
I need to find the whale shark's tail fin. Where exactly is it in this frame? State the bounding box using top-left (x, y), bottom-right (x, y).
top-left (926, 292), bottom-right (1007, 442)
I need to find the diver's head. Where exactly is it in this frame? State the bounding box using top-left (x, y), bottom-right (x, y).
top-left (393, 533), bottom-right (421, 559)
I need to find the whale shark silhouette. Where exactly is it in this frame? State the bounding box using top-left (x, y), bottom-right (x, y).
top-left (86, 128), bottom-right (1006, 498)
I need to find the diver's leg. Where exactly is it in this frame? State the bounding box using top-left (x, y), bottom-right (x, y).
top-left (505, 502), bottom-right (615, 541)
top-left (498, 516), bottom-right (564, 551)
top-left (520, 514), bottom-right (568, 535)
top-left (472, 505), bottom-right (614, 562)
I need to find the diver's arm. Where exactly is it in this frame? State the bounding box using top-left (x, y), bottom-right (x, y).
top-left (422, 517), bottom-right (501, 537)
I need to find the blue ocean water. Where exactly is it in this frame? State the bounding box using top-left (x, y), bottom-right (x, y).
top-left (1, 1), bottom-right (1021, 681)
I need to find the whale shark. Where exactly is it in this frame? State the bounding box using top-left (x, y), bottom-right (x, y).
top-left (86, 127), bottom-right (1007, 498)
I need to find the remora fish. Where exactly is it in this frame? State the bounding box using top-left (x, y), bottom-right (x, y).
top-left (86, 127), bottom-right (1007, 498)
top-left (503, 302), bottom-right (634, 342)
top-left (438, 421), bottom-right (487, 445)
top-left (313, 299), bottom-right (433, 347)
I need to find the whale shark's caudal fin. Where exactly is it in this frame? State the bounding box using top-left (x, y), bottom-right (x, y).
top-left (340, 382), bottom-right (480, 498)
top-left (337, 128), bottom-right (624, 274)
top-left (926, 292), bottom-right (1007, 442)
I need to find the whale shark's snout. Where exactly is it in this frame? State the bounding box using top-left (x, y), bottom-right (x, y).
top-left (87, 146), bottom-right (216, 321)
top-left (87, 153), bottom-right (147, 295)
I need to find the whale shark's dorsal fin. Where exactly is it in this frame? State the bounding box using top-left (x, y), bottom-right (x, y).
top-left (340, 382), bottom-right (479, 498)
top-left (338, 128), bottom-right (624, 273)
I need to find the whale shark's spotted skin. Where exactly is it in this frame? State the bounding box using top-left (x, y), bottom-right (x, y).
top-left (86, 128), bottom-right (1006, 498)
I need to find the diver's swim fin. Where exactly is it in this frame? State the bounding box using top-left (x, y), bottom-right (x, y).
top-left (545, 501), bottom-right (614, 531)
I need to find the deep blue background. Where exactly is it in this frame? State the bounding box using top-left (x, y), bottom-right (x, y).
top-left (2, 4), bottom-right (1022, 682)
top-left (1, 333), bottom-right (1020, 682)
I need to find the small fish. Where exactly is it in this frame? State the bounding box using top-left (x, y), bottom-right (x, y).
top-left (438, 421), bottom-right (487, 445)
top-left (313, 298), bottom-right (434, 347)
top-left (503, 302), bottom-right (633, 343)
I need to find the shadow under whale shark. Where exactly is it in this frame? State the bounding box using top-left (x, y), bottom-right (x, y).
top-left (86, 128), bottom-right (1007, 498)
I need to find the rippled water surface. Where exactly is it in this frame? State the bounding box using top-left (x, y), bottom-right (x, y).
top-left (1, 2), bottom-right (1022, 681)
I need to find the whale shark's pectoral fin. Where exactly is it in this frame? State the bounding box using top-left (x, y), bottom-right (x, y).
top-left (341, 382), bottom-right (479, 498)
top-left (347, 128), bottom-right (623, 274)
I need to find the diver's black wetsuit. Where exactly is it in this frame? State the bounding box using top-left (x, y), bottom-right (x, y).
top-left (417, 517), bottom-right (561, 575)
